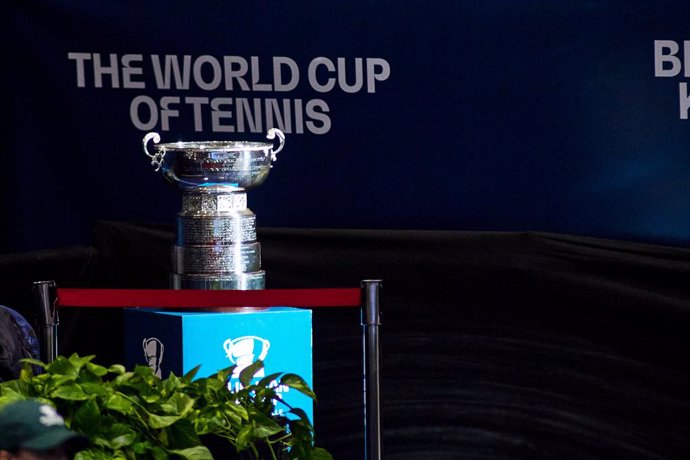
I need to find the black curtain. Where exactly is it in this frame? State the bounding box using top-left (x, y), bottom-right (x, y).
top-left (1, 221), bottom-right (690, 459)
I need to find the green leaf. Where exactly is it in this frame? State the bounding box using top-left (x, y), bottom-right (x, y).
top-left (161, 392), bottom-right (195, 417)
top-left (80, 382), bottom-right (109, 397)
top-left (150, 445), bottom-right (170, 460)
top-left (247, 411), bottom-right (284, 438)
top-left (195, 403), bottom-right (245, 432)
top-left (51, 383), bottom-right (90, 401)
top-left (201, 367), bottom-right (232, 393)
top-left (72, 398), bottom-right (101, 435)
top-left (130, 440), bottom-right (152, 454)
top-left (258, 372), bottom-right (283, 389)
top-left (182, 365), bottom-right (201, 383)
top-left (168, 445), bottom-right (214, 460)
top-left (105, 393), bottom-right (135, 414)
top-left (287, 418), bottom-right (314, 443)
top-left (312, 447), bottom-right (335, 460)
top-left (93, 423), bottom-right (137, 449)
top-left (74, 449), bottom-right (111, 460)
top-left (107, 364), bottom-right (126, 375)
top-left (280, 373), bottom-right (316, 400)
top-left (19, 358), bottom-right (47, 369)
top-left (18, 366), bottom-right (35, 382)
top-left (162, 372), bottom-right (181, 390)
top-left (148, 413), bottom-right (183, 429)
top-left (133, 364), bottom-right (156, 379)
top-left (235, 424), bottom-right (254, 451)
top-left (239, 361), bottom-right (264, 388)
top-left (46, 356), bottom-right (79, 378)
top-left (0, 387), bottom-right (31, 405)
top-left (47, 374), bottom-right (78, 388)
top-left (67, 354), bottom-right (97, 372)
top-left (85, 362), bottom-right (109, 377)
top-left (141, 392), bottom-right (163, 404)
top-left (288, 407), bottom-right (312, 425)
top-left (166, 419), bottom-right (202, 449)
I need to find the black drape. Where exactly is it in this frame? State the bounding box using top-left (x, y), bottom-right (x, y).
top-left (1, 221), bottom-right (689, 459)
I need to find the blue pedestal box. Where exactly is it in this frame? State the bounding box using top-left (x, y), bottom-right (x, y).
top-left (124, 307), bottom-right (313, 421)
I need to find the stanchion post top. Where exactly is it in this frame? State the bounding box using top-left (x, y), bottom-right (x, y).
top-left (361, 280), bottom-right (382, 326)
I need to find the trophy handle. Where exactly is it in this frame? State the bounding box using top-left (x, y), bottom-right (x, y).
top-left (258, 338), bottom-right (271, 361)
top-left (223, 338), bottom-right (236, 364)
top-left (266, 128), bottom-right (285, 162)
top-left (142, 132), bottom-right (164, 171)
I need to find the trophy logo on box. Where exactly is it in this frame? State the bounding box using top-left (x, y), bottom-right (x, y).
top-left (223, 335), bottom-right (271, 378)
top-left (143, 129), bottom-right (285, 290)
top-left (143, 337), bottom-right (164, 377)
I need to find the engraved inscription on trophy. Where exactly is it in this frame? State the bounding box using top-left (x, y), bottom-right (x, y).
top-left (143, 129), bottom-right (285, 290)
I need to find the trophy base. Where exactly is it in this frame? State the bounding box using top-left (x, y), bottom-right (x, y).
top-left (171, 271), bottom-right (265, 290)
top-left (173, 243), bottom-right (261, 273)
top-left (176, 212), bottom-right (257, 245)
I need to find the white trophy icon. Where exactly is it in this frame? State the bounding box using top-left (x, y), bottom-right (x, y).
top-left (143, 337), bottom-right (164, 378)
top-left (223, 336), bottom-right (270, 378)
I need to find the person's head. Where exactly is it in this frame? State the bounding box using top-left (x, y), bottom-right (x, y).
top-left (0, 400), bottom-right (87, 460)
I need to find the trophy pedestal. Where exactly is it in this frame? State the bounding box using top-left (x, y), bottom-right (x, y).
top-left (172, 188), bottom-right (265, 290)
top-left (124, 307), bottom-right (313, 420)
top-left (171, 272), bottom-right (265, 290)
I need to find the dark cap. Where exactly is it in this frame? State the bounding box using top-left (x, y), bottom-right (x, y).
top-left (0, 400), bottom-right (87, 452)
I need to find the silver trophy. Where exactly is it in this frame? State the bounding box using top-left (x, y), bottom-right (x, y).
top-left (143, 129), bottom-right (285, 290)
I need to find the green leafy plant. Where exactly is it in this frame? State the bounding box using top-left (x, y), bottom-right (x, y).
top-left (0, 354), bottom-right (332, 460)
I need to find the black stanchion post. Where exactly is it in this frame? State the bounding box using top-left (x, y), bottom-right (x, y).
top-left (33, 281), bottom-right (58, 363)
top-left (361, 279), bottom-right (383, 460)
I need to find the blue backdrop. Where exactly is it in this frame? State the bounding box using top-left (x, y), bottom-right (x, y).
top-left (4, 1), bottom-right (690, 252)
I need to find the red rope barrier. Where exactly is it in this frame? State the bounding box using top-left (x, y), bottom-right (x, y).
top-left (55, 288), bottom-right (361, 308)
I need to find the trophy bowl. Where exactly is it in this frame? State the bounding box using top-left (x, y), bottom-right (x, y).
top-left (143, 129), bottom-right (285, 190)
